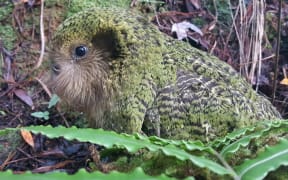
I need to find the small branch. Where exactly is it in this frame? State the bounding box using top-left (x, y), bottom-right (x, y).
top-left (130, 0), bottom-right (138, 7)
top-left (34, 0), bottom-right (45, 69)
top-left (34, 77), bottom-right (52, 98)
top-left (224, 3), bottom-right (240, 51)
top-left (272, 0), bottom-right (282, 104)
top-left (212, 0), bottom-right (218, 21)
top-left (0, 151), bottom-right (16, 170)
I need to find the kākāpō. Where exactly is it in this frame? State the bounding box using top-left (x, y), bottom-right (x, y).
top-left (48, 8), bottom-right (281, 141)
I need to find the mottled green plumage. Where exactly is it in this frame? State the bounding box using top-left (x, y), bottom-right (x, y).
top-left (49, 8), bottom-right (281, 141)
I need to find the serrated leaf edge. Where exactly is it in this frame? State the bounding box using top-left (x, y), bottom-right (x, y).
top-left (237, 139), bottom-right (288, 179)
top-left (20, 125), bottom-right (231, 176)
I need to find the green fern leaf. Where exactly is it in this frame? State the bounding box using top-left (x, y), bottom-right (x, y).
top-left (0, 167), bottom-right (174, 180)
top-left (148, 136), bottom-right (214, 153)
top-left (21, 125), bottom-right (231, 176)
top-left (215, 120), bottom-right (288, 156)
top-left (235, 138), bottom-right (288, 180)
top-left (211, 127), bottom-right (255, 148)
top-left (220, 131), bottom-right (262, 157)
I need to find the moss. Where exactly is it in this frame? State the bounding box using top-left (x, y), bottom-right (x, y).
top-left (265, 12), bottom-right (278, 41)
top-left (265, 166), bottom-right (288, 180)
top-left (191, 17), bottom-right (206, 27)
top-left (0, 25), bottom-right (16, 50)
top-left (202, 0), bottom-right (232, 25)
top-left (65, 0), bottom-right (131, 17)
top-left (45, 0), bottom-right (63, 7)
top-left (0, 130), bottom-right (22, 165)
top-left (0, 1), bottom-right (13, 19)
top-left (0, 0), bottom-right (17, 50)
top-left (49, 7), bottom-right (281, 141)
top-left (108, 150), bottom-right (224, 179)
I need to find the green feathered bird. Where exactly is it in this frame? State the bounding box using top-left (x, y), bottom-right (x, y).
top-left (48, 8), bottom-right (281, 141)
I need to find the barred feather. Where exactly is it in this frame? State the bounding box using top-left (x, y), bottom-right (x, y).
top-left (49, 8), bottom-right (281, 141)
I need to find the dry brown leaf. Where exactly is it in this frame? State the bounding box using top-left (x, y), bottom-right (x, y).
top-left (280, 78), bottom-right (288, 85)
top-left (14, 88), bottom-right (35, 109)
top-left (20, 129), bottom-right (34, 148)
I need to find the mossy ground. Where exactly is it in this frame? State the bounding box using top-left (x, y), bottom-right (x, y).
top-left (0, 1), bottom-right (16, 50)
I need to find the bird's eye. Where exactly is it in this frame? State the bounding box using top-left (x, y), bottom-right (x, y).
top-left (75, 45), bottom-right (88, 58)
top-left (52, 63), bottom-right (61, 74)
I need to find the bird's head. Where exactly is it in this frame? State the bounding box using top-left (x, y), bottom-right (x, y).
top-left (47, 9), bottom-right (128, 109)
top-left (47, 8), bottom-right (163, 113)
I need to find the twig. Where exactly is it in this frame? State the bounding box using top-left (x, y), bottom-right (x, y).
top-left (154, 11), bottom-right (167, 30)
top-left (209, 40), bottom-right (217, 54)
top-left (34, 77), bottom-right (70, 127)
top-left (130, 0), bottom-right (138, 7)
top-left (272, 0), bottom-right (282, 104)
top-left (249, 0), bottom-right (265, 90)
top-left (224, 3), bottom-right (240, 51)
top-left (34, 77), bottom-right (52, 98)
top-left (237, 54), bottom-right (275, 67)
top-left (0, 151), bottom-right (16, 170)
top-left (16, 147), bottom-right (44, 164)
top-left (212, 0), bottom-right (218, 21)
top-left (228, 1), bottom-right (246, 76)
top-left (33, 0), bottom-right (45, 69)
top-left (13, 8), bottom-right (24, 33)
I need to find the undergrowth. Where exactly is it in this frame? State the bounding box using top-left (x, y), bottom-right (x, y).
top-left (0, 119), bottom-right (288, 179)
top-left (1, 1), bottom-right (287, 179)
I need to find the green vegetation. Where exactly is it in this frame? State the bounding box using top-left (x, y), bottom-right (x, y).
top-left (0, 168), bottom-right (173, 180)
top-left (65, 0), bottom-right (131, 17)
top-left (0, 1), bottom-right (17, 50)
top-left (30, 94), bottom-right (59, 120)
top-left (202, 0), bottom-right (233, 26)
top-left (0, 120), bottom-right (287, 179)
top-left (0, 129), bottom-right (22, 162)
